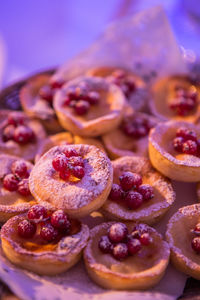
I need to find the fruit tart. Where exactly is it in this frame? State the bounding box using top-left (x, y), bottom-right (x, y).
top-left (20, 74), bottom-right (64, 133)
top-left (102, 156), bottom-right (175, 224)
top-left (149, 120), bottom-right (200, 182)
top-left (1, 205), bottom-right (89, 275)
top-left (87, 66), bottom-right (148, 112)
top-left (0, 110), bottom-right (46, 161)
top-left (53, 76), bottom-right (125, 137)
top-left (29, 144), bottom-right (113, 218)
top-left (150, 75), bottom-right (200, 123)
top-left (0, 154), bottom-right (35, 222)
top-left (35, 132), bottom-right (105, 163)
top-left (166, 203), bottom-right (200, 280)
top-left (102, 112), bottom-right (158, 159)
top-left (84, 222), bottom-right (169, 290)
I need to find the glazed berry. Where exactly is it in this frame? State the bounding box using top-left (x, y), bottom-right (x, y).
top-left (14, 126), bottom-right (34, 144)
top-left (112, 243), bottom-right (129, 260)
top-left (52, 154), bottom-right (68, 172)
top-left (137, 184), bottom-right (154, 201)
top-left (51, 210), bottom-right (70, 230)
top-left (98, 235), bottom-right (113, 254)
top-left (140, 232), bottom-right (152, 246)
top-left (3, 174), bottom-right (19, 191)
top-left (40, 223), bottom-right (59, 242)
top-left (68, 156), bottom-right (84, 167)
top-left (109, 184), bottom-right (123, 202)
top-left (74, 100), bottom-right (90, 115)
top-left (132, 224), bottom-right (148, 236)
top-left (66, 86), bottom-right (77, 99)
top-left (63, 148), bottom-right (79, 158)
top-left (127, 238), bottom-right (141, 255)
top-left (28, 205), bottom-right (47, 221)
top-left (108, 223), bottom-right (128, 243)
top-left (192, 237), bottom-right (200, 253)
top-left (193, 223), bottom-right (200, 235)
top-left (173, 137), bottom-right (185, 152)
top-left (125, 191), bottom-right (143, 210)
top-left (176, 128), bottom-right (197, 142)
top-left (182, 140), bottom-right (197, 155)
top-left (119, 172), bottom-right (142, 191)
top-left (18, 179), bottom-right (30, 196)
top-left (71, 166), bottom-right (85, 179)
top-left (50, 78), bottom-right (64, 89)
top-left (11, 160), bottom-right (28, 179)
top-left (39, 85), bottom-right (53, 103)
top-left (18, 219), bottom-right (36, 239)
top-left (7, 113), bottom-right (24, 126)
top-left (2, 125), bottom-right (15, 142)
top-left (59, 169), bottom-right (70, 181)
top-left (87, 91), bottom-right (100, 105)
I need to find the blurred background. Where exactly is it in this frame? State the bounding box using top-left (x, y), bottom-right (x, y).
top-left (0, 0), bottom-right (200, 87)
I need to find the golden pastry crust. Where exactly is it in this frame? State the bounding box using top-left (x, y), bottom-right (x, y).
top-left (102, 156), bottom-right (175, 224)
top-left (0, 110), bottom-right (46, 161)
top-left (53, 76), bottom-right (125, 137)
top-left (0, 154), bottom-right (35, 222)
top-left (102, 112), bottom-right (158, 159)
top-left (166, 204), bottom-right (200, 280)
top-left (84, 222), bottom-right (170, 290)
top-left (20, 74), bottom-right (63, 133)
top-left (1, 214), bottom-right (89, 275)
top-left (29, 144), bottom-right (113, 218)
top-left (149, 121), bottom-right (200, 182)
top-left (150, 75), bottom-right (200, 123)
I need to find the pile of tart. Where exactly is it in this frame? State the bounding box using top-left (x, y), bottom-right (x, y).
top-left (0, 66), bottom-right (200, 291)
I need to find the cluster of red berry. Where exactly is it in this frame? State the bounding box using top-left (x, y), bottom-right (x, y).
top-left (2, 113), bottom-right (35, 145)
top-left (52, 148), bottom-right (85, 181)
top-left (121, 117), bottom-right (154, 139)
top-left (39, 78), bottom-right (64, 105)
top-left (98, 223), bottom-right (152, 261)
top-left (109, 172), bottom-right (154, 210)
top-left (173, 128), bottom-right (200, 156)
top-left (18, 205), bottom-right (71, 242)
top-left (191, 223), bottom-right (200, 254)
top-left (3, 160), bottom-right (30, 196)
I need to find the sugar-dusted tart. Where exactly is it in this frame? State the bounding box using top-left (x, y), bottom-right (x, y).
top-left (53, 76), bottom-right (125, 137)
top-left (0, 154), bottom-right (35, 222)
top-left (84, 222), bottom-right (170, 290)
top-left (150, 75), bottom-right (200, 123)
top-left (102, 111), bottom-right (158, 159)
top-left (1, 205), bottom-right (89, 275)
top-left (149, 120), bottom-right (200, 182)
top-left (87, 66), bottom-right (148, 112)
top-left (20, 74), bottom-right (64, 133)
top-left (102, 156), bottom-right (175, 225)
top-left (35, 132), bottom-right (105, 163)
top-left (29, 144), bottom-right (113, 218)
top-left (0, 110), bottom-right (46, 161)
top-left (166, 204), bottom-right (200, 280)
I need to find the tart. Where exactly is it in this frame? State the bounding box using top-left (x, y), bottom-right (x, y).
top-left (1, 205), bottom-right (89, 275)
top-left (0, 110), bottom-right (46, 161)
top-left (53, 76), bottom-right (125, 137)
top-left (150, 75), bottom-right (200, 123)
top-left (102, 156), bottom-right (175, 224)
top-left (20, 74), bottom-right (64, 133)
top-left (87, 66), bottom-right (148, 111)
top-left (0, 154), bottom-right (35, 222)
top-left (102, 112), bottom-right (158, 159)
top-left (84, 222), bottom-right (170, 290)
top-left (149, 120), bottom-right (200, 182)
top-left (29, 144), bottom-right (113, 218)
top-left (35, 132), bottom-right (105, 163)
top-left (166, 203), bottom-right (200, 280)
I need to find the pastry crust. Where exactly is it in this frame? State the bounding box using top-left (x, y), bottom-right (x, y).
top-left (53, 76), bottom-right (125, 137)
top-left (166, 204), bottom-right (200, 279)
top-left (1, 214), bottom-right (89, 275)
top-left (29, 144), bottom-right (113, 218)
top-left (102, 156), bottom-right (175, 224)
top-left (84, 222), bottom-right (170, 290)
top-left (149, 121), bottom-right (200, 182)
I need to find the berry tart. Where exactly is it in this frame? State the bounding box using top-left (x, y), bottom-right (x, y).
top-left (20, 74), bottom-right (64, 133)
top-left (0, 154), bottom-right (34, 222)
top-left (29, 144), bottom-right (113, 218)
top-left (35, 132), bottom-right (105, 163)
top-left (0, 110), bottom-right (46, 161)
top-left (150, 75), bottom-right (200, 123)
top-left (87, 66), bottom-right (148, 112)
top-left (102, 156), bottom-right (175, 224)
top-left (84, 222), bottom-right (170, 290)
top-left (102, 112), bottom-right (158, 159)
top-left (53, 76), bottom-right (125, 137)
top-left (1, 205), bottom-right (89, 275)
top-left (166, 204), bottom-right (200, 280)
top-left (149, 121), bottom-right (200, 182)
